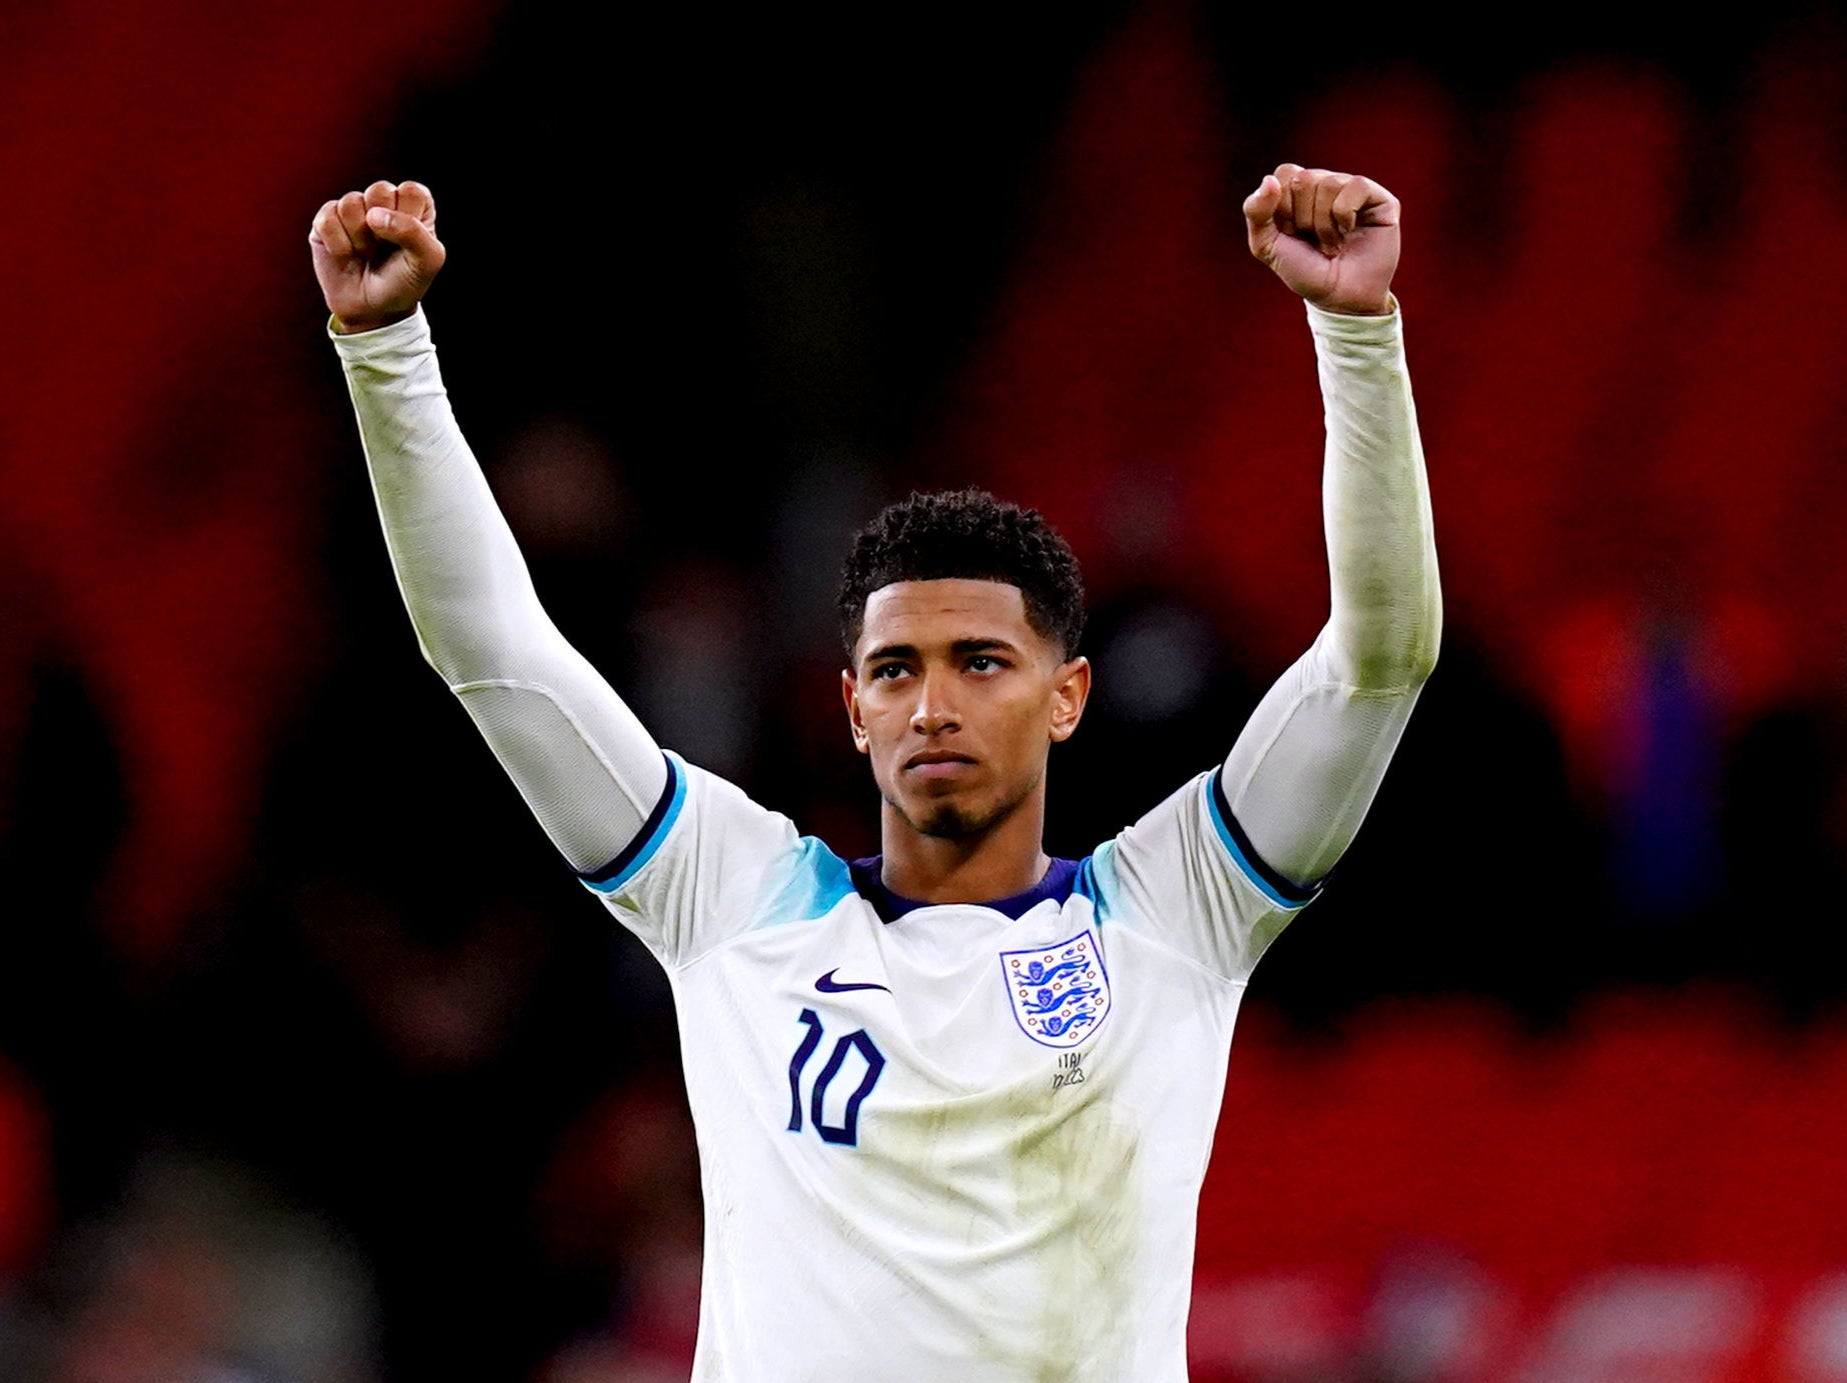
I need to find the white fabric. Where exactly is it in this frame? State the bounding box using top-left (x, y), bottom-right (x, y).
top-left (332, 298), bottom-right (1440, 1381)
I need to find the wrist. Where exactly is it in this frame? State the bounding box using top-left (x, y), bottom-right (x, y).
top-left (1305, 298), bottom-right (1402, 347)
top-left (1316, 291), bottom-right (1396, 317)
top-left (331, 306), bottom-right (415, 335)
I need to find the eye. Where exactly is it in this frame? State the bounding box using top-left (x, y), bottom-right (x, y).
top-left (869, 662), bottom-right (909, 681)
top-left (965, 654), bottom-right (1004, 673)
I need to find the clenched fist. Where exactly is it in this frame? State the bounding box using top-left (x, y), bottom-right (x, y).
top-left (310, 180), bottom-right (445, 334)
top-left (1244, 164), bottom-right (1398, 316)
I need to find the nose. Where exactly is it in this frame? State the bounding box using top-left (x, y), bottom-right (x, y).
top-left (909, 666), bottom-right (961, 736)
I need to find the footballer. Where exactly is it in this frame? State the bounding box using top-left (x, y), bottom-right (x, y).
top-left (310, 162), bottom-right (1439, 1381)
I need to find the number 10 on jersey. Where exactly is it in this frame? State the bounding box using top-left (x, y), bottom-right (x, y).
top-left (786, 1009), bottom-right (886, 1147)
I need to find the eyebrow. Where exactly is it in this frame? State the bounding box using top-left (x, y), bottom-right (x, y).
top-left (951, 638), bottom-right (1020, 656)
top-left (862, 643), bottom-right (917, 664)
top-left (862, 637), bottom-right (1023, 664)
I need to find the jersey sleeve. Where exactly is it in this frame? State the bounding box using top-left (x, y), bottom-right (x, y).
top-left (1221, 299), bottom-right (1440, 883)
top-left (579, 752), bottom-right (809, 969)
top-left (1085, 769), bottom-right (1313, 982)
top-left (1086, 300), bottom-right (1439, 983)
top-left (333, 309), bottom-right (813, 968)
top-left (332, 306), bottom-right (670, 877)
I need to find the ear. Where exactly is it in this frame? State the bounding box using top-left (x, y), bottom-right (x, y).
top-left (842, 667), bottom-right (871, 753)
top-left (1048, 655), bottom-right (1091, 743)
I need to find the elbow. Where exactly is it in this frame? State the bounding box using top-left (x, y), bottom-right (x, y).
top-left (1390, 595), bottom-right (1443, 689)
top-left (1333, 591), bottom-right (1442, 691)
top-left (411, 601), bottom-right (575, 693)
top-left (410, 628), bottom-right (447, 677)
top-left (1348, 644), bottom-right (1438, 691)
top-left (410, 620), bottom-right (518, 689)
top-left (1398, 635), bottom-right (1441, 689)
top-left (1399, 591), bottom-right (1443, 687)
top-left (418, 637), bottom-right (475, 690)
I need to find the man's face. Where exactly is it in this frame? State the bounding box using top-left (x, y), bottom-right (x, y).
top-left (842, 579), bottom-right (1090, 842)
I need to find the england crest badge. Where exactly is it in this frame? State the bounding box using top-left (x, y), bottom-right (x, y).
top-left (1000, 930), bottom-right (1111, 1049)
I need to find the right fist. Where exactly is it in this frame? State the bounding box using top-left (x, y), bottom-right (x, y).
top-left (310, 180), bottom-right (445, 334)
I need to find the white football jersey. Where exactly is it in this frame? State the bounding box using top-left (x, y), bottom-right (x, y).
top-left (583, 752), bottom-right (1316, 1383)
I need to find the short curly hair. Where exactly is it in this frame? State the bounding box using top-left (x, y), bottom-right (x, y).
top-left (837, 489), bottom-right (1086, 661)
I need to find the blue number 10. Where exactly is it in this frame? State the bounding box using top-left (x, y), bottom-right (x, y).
top-left (786, 1008), bottom-right (885, 1147)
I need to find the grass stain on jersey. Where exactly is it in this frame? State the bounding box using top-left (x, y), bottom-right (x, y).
top-left (861, 1053), bottom-right (1138, 1381)
top-left (1006, 1072), bottom-right (1139, 1382)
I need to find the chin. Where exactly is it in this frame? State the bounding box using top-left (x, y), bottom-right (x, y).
top-left (895, 780), bottom-right (1034, 843)
top-left (879, 764), bottom-right (1041, 845)
top-left (878, 782), bottom-right (992, 842)
top-left (914, 802), bottom-right (984, 840)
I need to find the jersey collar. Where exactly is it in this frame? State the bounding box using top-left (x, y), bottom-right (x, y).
top-left (848, 855), bottom-right (1082, 922)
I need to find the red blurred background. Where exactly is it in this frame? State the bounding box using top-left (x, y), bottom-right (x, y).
top-left (2, 1), bottom-right (1845, 1378)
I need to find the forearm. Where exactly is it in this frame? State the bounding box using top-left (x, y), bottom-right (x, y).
top-left (1308, 299), bottom-right (1441, 687)
top-left (1218, 301), bottom-right (1439, 887)
top-left (333, 308), bottom-right (666, 870)
top-left (335, 307), bottom-right (549, 684)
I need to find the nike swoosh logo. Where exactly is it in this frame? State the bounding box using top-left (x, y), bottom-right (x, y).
top-left (816, 969), bottom-right (891, 995)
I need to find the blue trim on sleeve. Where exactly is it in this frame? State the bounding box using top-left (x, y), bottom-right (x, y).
top-left (1203, 770), bottom-right (1320, 910)
top-left (580, 751), bottom-right (688, 895)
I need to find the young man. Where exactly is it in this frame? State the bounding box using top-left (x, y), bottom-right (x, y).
top-left (310, 163), bottom-right (1439, 1381)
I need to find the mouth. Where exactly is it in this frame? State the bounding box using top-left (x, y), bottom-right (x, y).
top-left (903, 749), bottom-right (978, 778)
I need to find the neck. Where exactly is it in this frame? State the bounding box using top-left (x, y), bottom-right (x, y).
top-left (877, 777), bottom-right (1050, 904)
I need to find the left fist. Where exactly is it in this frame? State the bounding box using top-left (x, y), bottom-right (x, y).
top-left (1243, 164), bottom-right (1398, 315)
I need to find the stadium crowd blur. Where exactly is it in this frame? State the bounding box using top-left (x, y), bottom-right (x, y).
top-left (3, 2), bottom-right (1847, 1378)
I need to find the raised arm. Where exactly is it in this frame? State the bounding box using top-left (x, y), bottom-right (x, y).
top-left (1217, 165), bottom-right (1441, 893)
top-left (309, 181), bottom-right (667, 873)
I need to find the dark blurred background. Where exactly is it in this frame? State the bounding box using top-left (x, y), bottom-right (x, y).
top-left (3, 2), bottom-right (1847, 1379)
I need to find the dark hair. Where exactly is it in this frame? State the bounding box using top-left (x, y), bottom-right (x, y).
top-left (837, 488), bottom-right (1086, 661)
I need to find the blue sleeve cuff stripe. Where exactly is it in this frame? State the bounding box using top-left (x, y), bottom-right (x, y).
top-left (1203, 771), bottom-right (1319, 910)
top-left (581, 752), bottom-right (687, 895)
